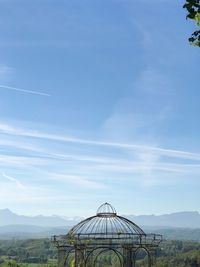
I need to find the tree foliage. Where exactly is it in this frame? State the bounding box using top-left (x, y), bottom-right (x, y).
top-left (183, 0), bottom-right (200, 46)
top-left (0, 239), bottom-right (200, 267)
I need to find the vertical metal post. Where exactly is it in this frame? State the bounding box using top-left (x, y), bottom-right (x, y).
top-left (132, 251), bottom-right (136, 267)
top-left (75, 247), bottom-right (85, 267)
top-left (123, 247), bottom-right (132, 267)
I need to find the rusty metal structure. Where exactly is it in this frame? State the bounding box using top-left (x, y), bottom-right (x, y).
top-left (52, 203), bottom-right (162, 267)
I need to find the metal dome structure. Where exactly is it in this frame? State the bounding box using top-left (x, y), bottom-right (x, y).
top-left (52, 203), bottom-right (162, 267)
top-left (67, 202), bottom-right (144, 242)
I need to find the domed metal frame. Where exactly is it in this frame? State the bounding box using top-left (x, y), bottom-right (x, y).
top-left (52, 203), bottom-right (162, 267)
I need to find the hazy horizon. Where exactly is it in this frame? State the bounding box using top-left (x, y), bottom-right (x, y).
top-left (1, 206), bottom-right (200, 218)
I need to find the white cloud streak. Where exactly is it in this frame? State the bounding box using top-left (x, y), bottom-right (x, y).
top-left (1, 123), bottom-right (200, 162)
top-left (0, 122), bottom-right (200, 189)
top-left (1, 172), bottom-right (26, 189)
top-left (1, 150), bottom-right (200, 176)
top-left (0, 85), bottom-right (50, 96)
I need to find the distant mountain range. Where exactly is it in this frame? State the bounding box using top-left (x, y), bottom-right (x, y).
top-left (0, 208), bottom-right (82, 227)
top-left (124, 211), bottom-right (200, 229)
top-left (1, 208), bottom-right (199, 228)
top-left (0, 208), bottom-right (200, 240)
top-left (0, 209), bottom-right (200, 228)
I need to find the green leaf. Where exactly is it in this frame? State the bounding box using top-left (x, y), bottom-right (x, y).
top-left (189, 37), bottom-right (196, 42)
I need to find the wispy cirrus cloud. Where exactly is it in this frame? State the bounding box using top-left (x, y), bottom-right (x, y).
top-left (0, 119), bottom-right (200, 198)
top-left (1, 172), bottom-right (26, 189)
top-left (0, 85), bottom-right (50, 96)
top-left (0, 121), bottom-right (200, 190)
top-left (0, 122), bottom-right (200, 162)
top-left (1, 146), bottom-right (200, 178)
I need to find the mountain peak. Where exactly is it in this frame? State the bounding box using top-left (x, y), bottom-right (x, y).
top-left (0, 208), bottom-right (14, 214)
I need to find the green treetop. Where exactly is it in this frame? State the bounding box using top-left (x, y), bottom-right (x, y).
top-left (183, 0), bottom-right (200, 46)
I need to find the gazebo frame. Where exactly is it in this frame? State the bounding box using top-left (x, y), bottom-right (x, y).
top-left (52, 203), bottom-right (162, 267)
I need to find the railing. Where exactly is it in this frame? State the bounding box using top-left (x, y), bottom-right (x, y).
top-left (51, 233), bottom-right (162, 248)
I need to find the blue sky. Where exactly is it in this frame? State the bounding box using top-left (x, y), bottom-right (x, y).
top-left (0, 0), bottom-right (199, 217)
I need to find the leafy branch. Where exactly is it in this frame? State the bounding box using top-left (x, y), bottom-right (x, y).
top-left (183, 0), bottom-right (200, 46)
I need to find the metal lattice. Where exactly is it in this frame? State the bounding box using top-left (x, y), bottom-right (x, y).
top-left (52, 203), bottom-right (162, 267)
